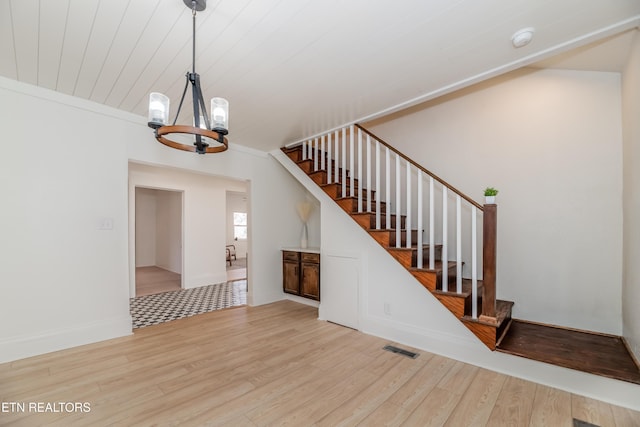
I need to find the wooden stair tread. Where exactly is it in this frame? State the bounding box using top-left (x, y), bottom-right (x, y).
top-left (368, 228), bottom-right (413, 232)
top-left (406, 260), bottom-right (457, 273)
top-left (320, 182), bottom-right (365, 189)
top-left (385, 243), bottom-right (443, 251)
top-left (324, 189), bottom-right (373, 199)
top-left (433, 279), bottom-right (484, 298)
top-left (338, 196), bottom-right (386, 202)
top-left (350, 211), bottom-right (399, 217)
top-left (312, 170), bottom-right (353, 178)
top-left (350, 214), bottom-right (396, 219)
top-left (496, 320), bottom-right (640, 385)
top-left (462, 299), bottom-right (514, 327)
top-left (368, 229), bottom-right (420, 235)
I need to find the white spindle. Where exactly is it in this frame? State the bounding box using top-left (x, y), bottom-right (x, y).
top-left (376, 140), bottom-right (381, 229)
top-left (429, 177), bottom-right (435, 270)
top-left (342, 128), bottom-right (347, 198)
top-left (395, 154), bottom-right (401, 248)
top-left (385, 147), bottom-right (391, 230)
top-left (314, 138), bottom-right (318, 172)
top-left (456, 195), bottom-right (462, 294)
top-left (302, 141), bottom-right (307, 160)
top-left (366, 135), bottom-right (371, 213)
top-left (334, 131), bottom-right (340, 190)
top-left (406, 160), bottom-right (411, 249)
top-left (442, 187), bottom-right (448, 292)
top-left (417, 171), bottom-right (423, 269)
top-left (472, 206), bottom-right (478, 319)
top-left (357, 128), bottom-right (363, 213)
top-left (327, 133), bottom-right (332, 184)
top-left (350, 126), bottom-right (355, 197)
top-left (320, 135), bottom-right (325, 171)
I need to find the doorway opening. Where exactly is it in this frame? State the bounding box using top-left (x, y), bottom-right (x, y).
top-left (128, 162), bottom-right (251, 329)
top-left (226, 191), bottom-right (248, 282)
top-left (134, 187), bottom-right (183, 297)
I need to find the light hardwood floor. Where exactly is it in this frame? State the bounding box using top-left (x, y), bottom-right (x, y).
top-left (226, 264), bottom-right (247, 282)
top-left (135, 266), bottom-right (181, 297)
top-left (1, 301), bottom-right (639, 426)
top-left (136, 264), bottom-right (247, 297)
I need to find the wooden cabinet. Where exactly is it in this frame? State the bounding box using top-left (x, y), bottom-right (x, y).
top-left (283, 250), bottom-right (320, 301)
top-left (300, 252), bottom-right (320, 300)
top-left (283, 251), bottom-right (300, 295)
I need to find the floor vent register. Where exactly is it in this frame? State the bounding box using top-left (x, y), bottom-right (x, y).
top-left (382, 345), bottom-right (419, 359)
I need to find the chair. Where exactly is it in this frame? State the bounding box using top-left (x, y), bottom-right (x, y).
top-left (226, 245), bottom-right (237, 266)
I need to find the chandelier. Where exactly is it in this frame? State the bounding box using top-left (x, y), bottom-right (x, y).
top-left (147, 0), bottom-right (229, 154)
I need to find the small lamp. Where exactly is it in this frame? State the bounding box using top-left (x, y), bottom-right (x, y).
top-left (148, 93), bottom-right (170, 129)
top-left (211, 97), bottom-right (229, 134)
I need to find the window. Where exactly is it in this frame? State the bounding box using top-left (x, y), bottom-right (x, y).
top-left (233, 212), bottom-right (247, 240)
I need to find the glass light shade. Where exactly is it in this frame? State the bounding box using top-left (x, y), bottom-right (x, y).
top-left (194, 115), bottom-right (207, 130)
top-left (211, 97), bottom-right (229, 131)
top-left (148, 92), bottom-right (170, 126)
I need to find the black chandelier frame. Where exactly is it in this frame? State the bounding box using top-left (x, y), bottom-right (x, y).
top-left (148, 0), bottom-right (228, 155)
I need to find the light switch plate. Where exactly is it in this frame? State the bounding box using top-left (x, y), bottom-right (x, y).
top-left (98, 218), bottom-right (114, 230)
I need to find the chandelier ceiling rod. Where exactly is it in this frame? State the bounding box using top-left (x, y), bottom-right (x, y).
top-left (173, 1), bottom-right (210, 131)
top-left (191, 2), bottom-right (196, 74)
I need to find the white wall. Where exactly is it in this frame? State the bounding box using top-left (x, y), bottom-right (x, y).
top-left (226, 192), bottom-right (248, 258)
top-left (0, 78), bottom-right (132, 363)
top-left (135, 188), bottom-right (157, 267)
top-left (367, 68), bottom-right (624, 335)
top-left (304, 195), bottom-right (321, 249)
top-left (0, 76), bottom-right (306, 363)
top-left (134, 188), bottom-right (182, 273)
top-left (622, 30), bottom-right (640, 361)
top-left (155, 189), bottom-right (182, 274)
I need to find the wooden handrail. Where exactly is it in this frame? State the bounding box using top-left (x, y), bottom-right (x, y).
top-left (355, 124), bottom-right (484, 211)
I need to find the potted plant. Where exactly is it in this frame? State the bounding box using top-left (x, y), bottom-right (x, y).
top-left (484, 187), bottom-right (498, 204)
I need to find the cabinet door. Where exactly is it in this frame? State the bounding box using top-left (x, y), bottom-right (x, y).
top-left (283, 260), bottom-right (300, 295)
top-left (300, 262), bottom-right (320, 300)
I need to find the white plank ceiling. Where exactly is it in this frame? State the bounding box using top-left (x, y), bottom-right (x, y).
top-left (1, 0), bottom-right (639, 151)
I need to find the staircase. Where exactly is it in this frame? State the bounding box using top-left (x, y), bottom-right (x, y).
top-left (282, 124), bottom-right (514, 350)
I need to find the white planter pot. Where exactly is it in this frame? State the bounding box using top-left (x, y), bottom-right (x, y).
top-left (485, 196), bottom-right (496, 204)
top-left (300, 223), bottom-right (308, 249)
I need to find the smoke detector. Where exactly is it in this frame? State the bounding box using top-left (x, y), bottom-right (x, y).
top-left (511, 27), bottom-right (535, 48)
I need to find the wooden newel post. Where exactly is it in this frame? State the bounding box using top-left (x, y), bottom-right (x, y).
top-left (481, 203), bottom-right (497, 322)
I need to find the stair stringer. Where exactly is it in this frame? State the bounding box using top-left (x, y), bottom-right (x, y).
top-left (271, 149), bottom-right (640, 412)
top-left (271, 149), bottom-right (489, 351)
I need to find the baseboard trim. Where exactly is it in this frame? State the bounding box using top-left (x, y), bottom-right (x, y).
top-left (0, 315), bottom-right (133, 364)
top-left (284, 294), bottom-right (320, 308)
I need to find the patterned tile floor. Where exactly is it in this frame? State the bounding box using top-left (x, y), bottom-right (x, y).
top-left (130, 280), bottom-right (247, 329)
